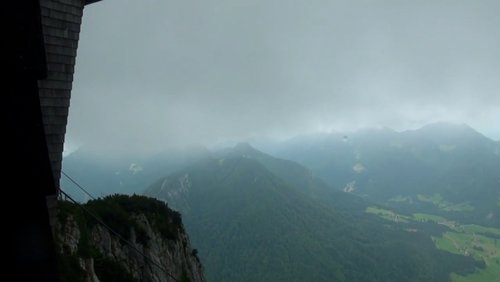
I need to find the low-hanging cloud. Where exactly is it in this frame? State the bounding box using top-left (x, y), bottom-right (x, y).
top-left (67, 0), bottom-right (500, 155)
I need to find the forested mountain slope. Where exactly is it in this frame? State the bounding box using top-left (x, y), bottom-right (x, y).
top-left (272, 123), bottom-right (500, 227)
top-left (145, 145), bottom-right (480, 282)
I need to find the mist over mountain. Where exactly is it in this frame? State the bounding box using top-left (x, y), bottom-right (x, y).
top-left (61, 144), bottom-right (211, 201)
top-left (61, 122), bottom-right (500, 281)
top-left (270, 122), bottom-right (500, 227)
top-left (61, 0), bottom-right (500, 279)
top-left (62, 123), bottom-right (499, 223)
top-left (69, 0), bottom-right (500, 154)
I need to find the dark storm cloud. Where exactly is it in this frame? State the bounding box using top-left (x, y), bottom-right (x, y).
top-left (66, 0), bottom-right (500, 154)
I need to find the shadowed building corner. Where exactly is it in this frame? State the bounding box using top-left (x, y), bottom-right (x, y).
top-left (2, 0), bottom-right (101, 280)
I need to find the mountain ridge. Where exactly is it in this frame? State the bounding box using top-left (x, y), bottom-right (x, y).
top-left (145, 144), bottom-right (481, 281)
top-left (271, 122), bottom-right (500, 227)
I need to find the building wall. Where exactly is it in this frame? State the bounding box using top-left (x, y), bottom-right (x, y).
top-left (38, 0), bottom-right (85, 187)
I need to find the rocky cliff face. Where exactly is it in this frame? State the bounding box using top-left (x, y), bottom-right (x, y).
top-left (54, 195), bottom-right (205, 282)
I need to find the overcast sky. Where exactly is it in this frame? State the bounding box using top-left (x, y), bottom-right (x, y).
top-left (66, 0), bottom-right (500, 155)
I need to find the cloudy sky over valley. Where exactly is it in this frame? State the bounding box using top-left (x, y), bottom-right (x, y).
top-left (66, 0), bottom-right (500, 154)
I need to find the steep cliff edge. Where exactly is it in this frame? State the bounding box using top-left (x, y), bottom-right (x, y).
top-left (53, 194), bottom-right (205, 282)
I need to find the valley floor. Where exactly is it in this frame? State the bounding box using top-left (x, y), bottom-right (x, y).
top-left (367, 207), bottom-right (500, 282)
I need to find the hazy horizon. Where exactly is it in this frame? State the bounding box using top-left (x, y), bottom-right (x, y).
top-left (66, 0), bottom-right (500, 155)
top-left (63, 121), bottom-right (499, 158)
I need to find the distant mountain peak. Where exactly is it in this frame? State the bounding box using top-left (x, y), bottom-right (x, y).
top-left (403, 121), bottom-right (487, 141)
top-left (234, 142), bottom-right (254, 150)
top-left (420, 121), bottom-right (472, 131)
top-left (232, 142), bottom-right (263, 156)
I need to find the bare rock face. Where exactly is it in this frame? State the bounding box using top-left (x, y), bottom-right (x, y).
top-left (54, 195), bottom-right (205, 282)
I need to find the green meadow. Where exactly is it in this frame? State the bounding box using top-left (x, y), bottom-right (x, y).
top-left (366, 206), bottom-right (500, 282)
top-left (365, 206), bottom-right (411, 223)
top-left (417, 194), bottom-right (474, 212)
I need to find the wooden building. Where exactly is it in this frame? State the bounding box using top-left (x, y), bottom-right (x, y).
top-left (3, 0), bottom-right (101, 280)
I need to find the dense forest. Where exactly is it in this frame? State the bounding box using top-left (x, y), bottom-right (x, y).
top-left (145, 144), bottom-right (482, 281)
